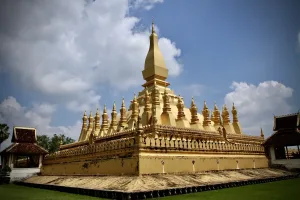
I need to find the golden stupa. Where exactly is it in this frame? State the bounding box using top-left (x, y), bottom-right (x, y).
top-left (42, 22), bottom-right (267, 175)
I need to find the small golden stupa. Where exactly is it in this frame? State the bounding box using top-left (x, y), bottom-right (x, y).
top-left (42, 22), bottom-right (267, 175)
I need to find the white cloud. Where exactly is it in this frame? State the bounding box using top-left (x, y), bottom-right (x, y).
top-left (224, 81), bottom-right (293, 136)
top-left (0, 0), bottom-right (181, 113)
top-left (0, 96), bottom-right (81, 151)
top-left (129, 0), bottom-right (164, 10)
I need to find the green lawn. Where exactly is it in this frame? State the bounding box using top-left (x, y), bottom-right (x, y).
top-left (157, 178), bottom-right (300, 200)
top-left (0, 184), bottom-right (103, 200)
top-left (0, 178), bottom-right (300, 200)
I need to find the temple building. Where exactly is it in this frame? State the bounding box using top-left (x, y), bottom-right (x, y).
top-left (0, 127), bottom-right (48, 181)
top-left (263, 112), bottom-right (300, 169)
top-left (41, 23), bottom-right (268, 175)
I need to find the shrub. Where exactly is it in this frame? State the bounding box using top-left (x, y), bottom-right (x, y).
top-left (0, 165), bottom-right (11, 176)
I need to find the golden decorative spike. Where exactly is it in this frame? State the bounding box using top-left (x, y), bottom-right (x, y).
top-left (119, 97), bottom-right (127, 126)
top-left (60, 135), bottom-right (63, 146)
top-left (232, 102), bottom-right (238, 123)
top-left (260, 128), bottom-right (264, 138)
top-left (177, 95), bottom-right (186, 120)
top-left (131, 93), bottom-right (139, 120)
top-left (202, 101), bottom-right (211, 126)
top-left (222, 104), bottom-right (230, 125)
top-left (94, 108), bottom-right (101, 130)
top-left (87, 111), bottom-right (94, 130)
top-left (213, 102), bottom-right (221, 126)
top-left (111, 101), bottom-right (118, 127)
top-left (190, 97), bottom-right (199, 124)
top-left (82, 111), bottom-right (88, 128)
top-left (101, 104), bottom-right (109, 131)
top-left (211, 110), bottom-right (215, 122)
top-left (143, 22), bottom-right (168, 88)
top-left (152, 20), bottom-right (155, 33)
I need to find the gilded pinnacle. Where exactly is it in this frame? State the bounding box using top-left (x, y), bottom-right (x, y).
top-left (112, 101), bottom-right (116, 111)
top-left (152, 20), bottom-right (155, 33)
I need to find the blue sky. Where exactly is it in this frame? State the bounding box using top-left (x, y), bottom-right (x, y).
top-left (0, 0), bottom-right (299, 148)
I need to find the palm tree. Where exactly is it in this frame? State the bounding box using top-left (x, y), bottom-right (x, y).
top-left (0, 124), bottom-right (10, 150)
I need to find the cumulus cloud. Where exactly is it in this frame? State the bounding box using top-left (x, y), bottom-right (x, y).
top-left (129, 0), bottom-right (164, 10)
top-left (224, 81), bottom-right (293, 136)
top-left (0, 96), bottom-right (81, 151)
top-left (0, 0), bottom-right (181, 113)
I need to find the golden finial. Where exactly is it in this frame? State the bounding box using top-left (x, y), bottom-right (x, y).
top-left (83, 110), bottom-right (88, 120)
top-left (112, 101), bottom-right (116, 111)
top-left (190, 97), bottom-right (199, 124)
top-left (232, 102), bottom-right (238, 123)
top-left (103, 104), bottom-right (107, 113)
top-left (60, 135), bottom-right (63, 146)
top-left (214, 102), bottom-right (219, 110)
top-left (260, 128), bottom-right (264, 138)
top-left (89, 111), bottom-right (93, 118)
top-left (191, 97), bottom-right (196, 107)
top-left (203, 100), bottom-right (208, 109)
top-left (152, 19), bottom-right (155, 33)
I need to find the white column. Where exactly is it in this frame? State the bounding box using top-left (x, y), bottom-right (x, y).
top-left (10, 154), bottom-right (14, 168)
top-left (270, 146), bottom-right (276, 161)
top-left (39, 155), bottom-right (43, 168)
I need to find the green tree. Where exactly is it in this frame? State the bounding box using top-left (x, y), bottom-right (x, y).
top-left (37, 134), bottom-right (75, 153)
top-left (36, 135), bottom-right (50, 151)
top-left (0, 124), bottom-right (10, 150)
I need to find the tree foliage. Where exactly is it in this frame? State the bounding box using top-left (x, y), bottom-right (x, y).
top-left (0, 124), bottom-right (10, 145)
top-left (37, 134), bottom-right (75, 153)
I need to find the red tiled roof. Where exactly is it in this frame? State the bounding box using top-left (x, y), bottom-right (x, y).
top-left (1, 143), bottom-right (48, 155)
top-left (12, 127), bottom-right (37, 143)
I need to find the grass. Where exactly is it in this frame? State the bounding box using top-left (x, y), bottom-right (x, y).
top-left (0, 184), bottom-right (104, 200)
top-left (156, 178), bottom-right (300, 200)
top-left (0, 178), bottom-right (299, 200)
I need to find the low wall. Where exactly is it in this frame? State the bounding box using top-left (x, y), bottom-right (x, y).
top-left (139, 153), bottom-right (268, 174)
top-left (10, 168), bottom-right (40, 182)
top-left (42, 153), bottom-right (268, 175)
top-left (42, 156), bottom-right (139, 175)
top-left (271, 159), bottom-right (300, 169)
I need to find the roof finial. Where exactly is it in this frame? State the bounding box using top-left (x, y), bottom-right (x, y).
top-left (152, 19), bottom-right (155, 34)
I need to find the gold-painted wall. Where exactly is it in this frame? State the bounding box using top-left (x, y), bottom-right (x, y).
top-left (41, 157), bottom-right (139, 175)
top-left (42, 153), bottom-right (268, 175)
top-left (139, 154), bottom-right (268, 174)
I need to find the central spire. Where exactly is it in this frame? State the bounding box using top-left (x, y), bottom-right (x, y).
top-left (142, 21), bottom-right (169, 88)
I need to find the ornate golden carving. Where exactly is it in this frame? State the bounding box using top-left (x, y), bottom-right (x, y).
top-left (177, 95), bottom-right (186, 120)
top-left (162, 87), bottom-right (171, 113)
top-left (222, 105), bottom-right (230, 125)
top-left (202, 101), bottom-right (211, 126)
top-left (88, 111), bottom-right (94, 131)
top-left (190, 97), bottom-right (199, 124)
top-left (213, 103), bottom-right (221, 126)
top-left (232, 103), bottom-right (238, 123)
top-left (118, 97), bottom-right (127, 130)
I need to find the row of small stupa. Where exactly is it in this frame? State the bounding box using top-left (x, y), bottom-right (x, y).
top-left (78, 86), bottom-right (242, 142)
